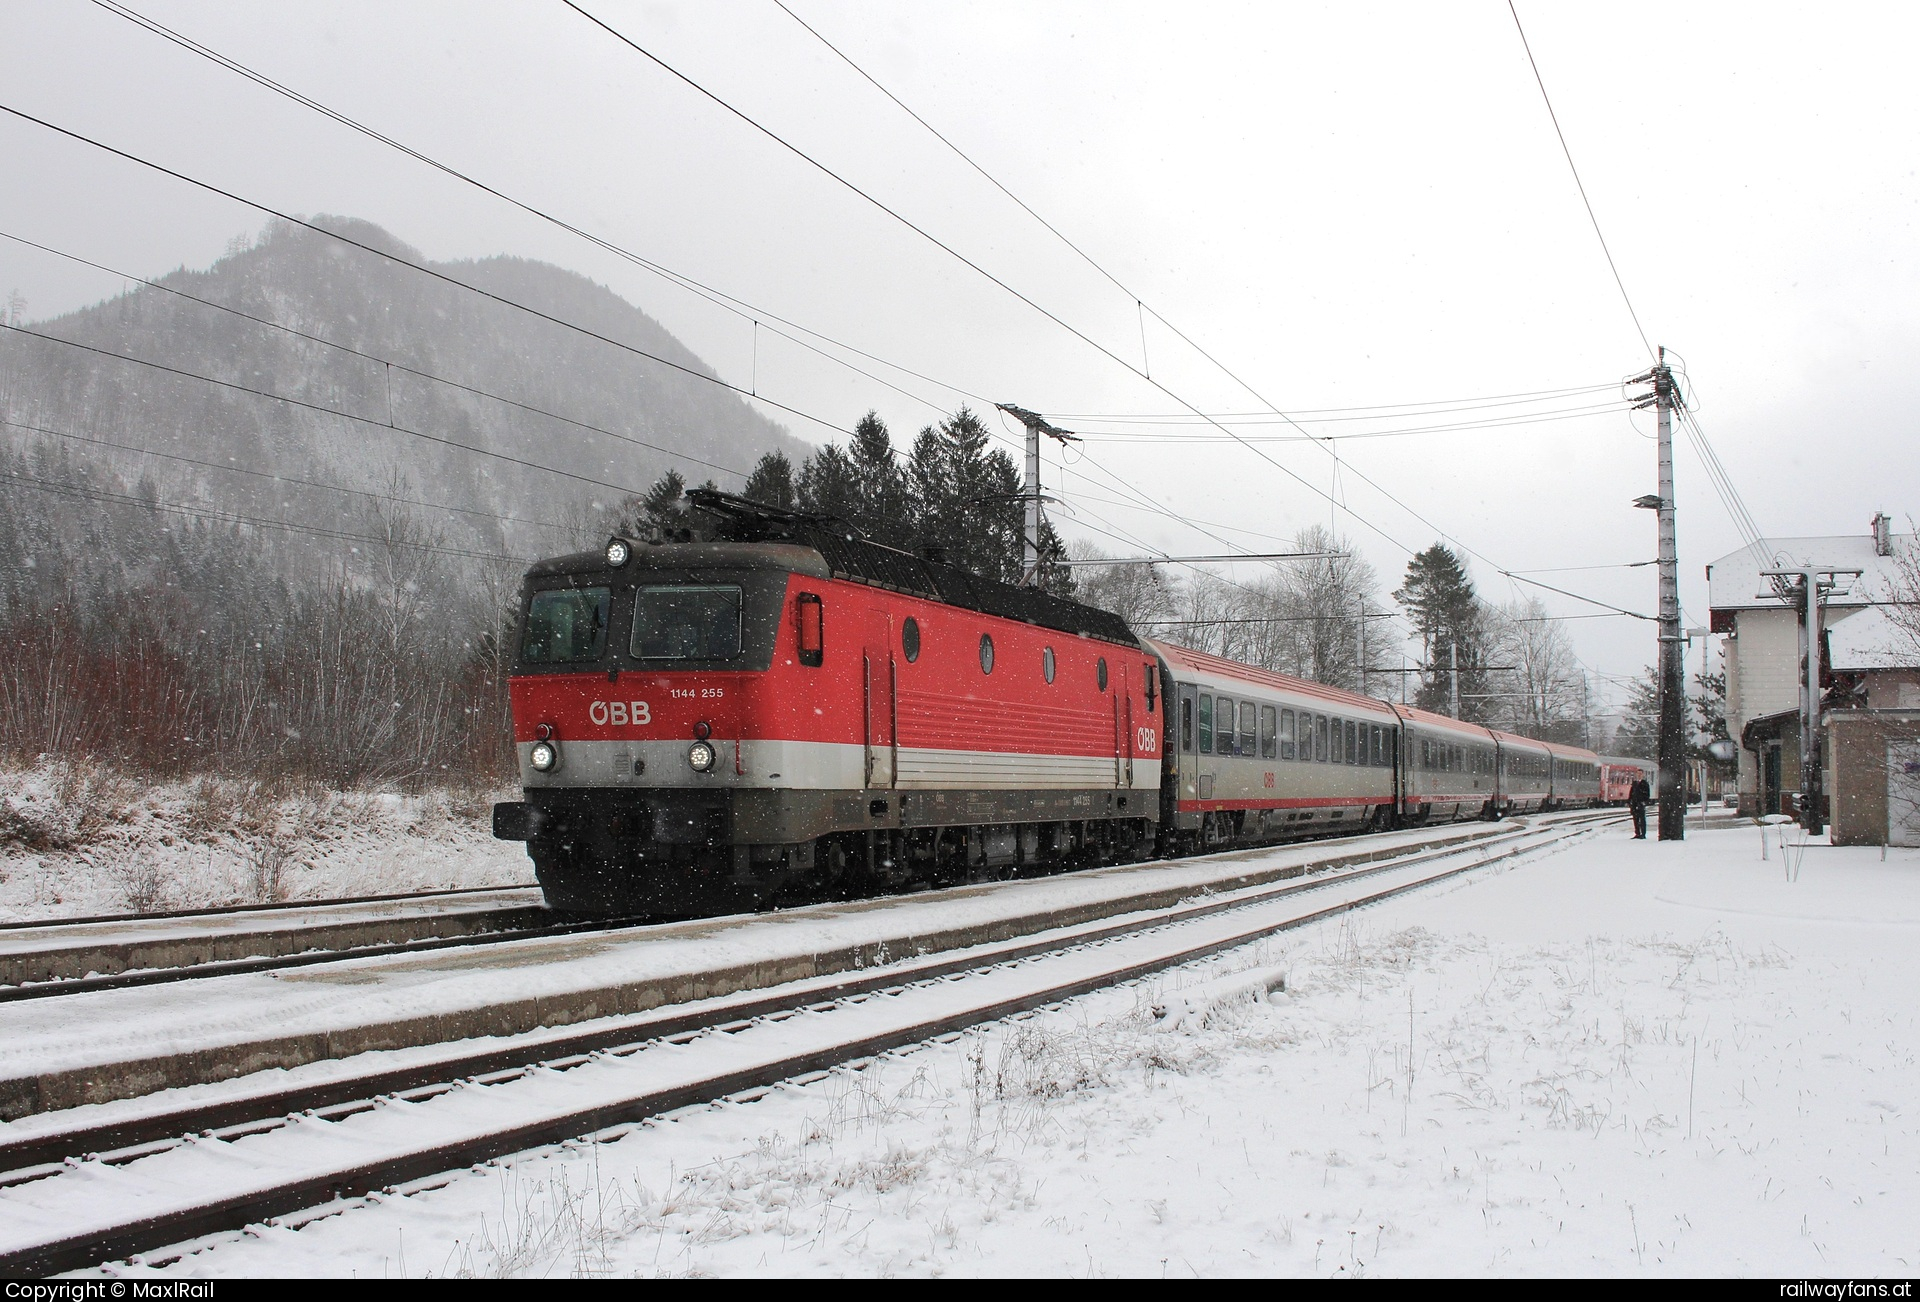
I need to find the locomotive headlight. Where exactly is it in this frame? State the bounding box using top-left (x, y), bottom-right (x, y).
top-left (529, 740), bottom-right (559, 772)
top-left (687, 740), bottom-right (716, 773)
top-left (605, 536), bottom-right (632, 568)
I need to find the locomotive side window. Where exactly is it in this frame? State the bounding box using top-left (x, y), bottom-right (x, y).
top-left (1281, 709), bottom-right (1297, 760)
top-left (1260, 705), bottom-right (1277, 759)
top-left (902, 617), bottom-right (921, 663)
top-left (794, 592), bottom-right (823, 667)
top-left (632, 585), bottom-right (742, 660)
top-left (979, 633), bottom-right (995, 674)
top-left (522, 586), bottom-right (610, 664)
top-left (1097, 657), bottom-right (1109, 691)
top-left (1215, 697), bottom-right (1234, 754)
top-left (1198, 694), bottom-right (1213, 753)
top-left (1240, 702), bottom-right (1256, 757)
top-left (1042, 645), bottom-right (1055, 683)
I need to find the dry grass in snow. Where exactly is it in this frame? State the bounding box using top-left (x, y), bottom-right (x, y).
top-left (0, 757), bottom-right (532, 919)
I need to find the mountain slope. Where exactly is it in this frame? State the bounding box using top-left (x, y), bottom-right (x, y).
top-left (0, 216), bottom-right (806, 559)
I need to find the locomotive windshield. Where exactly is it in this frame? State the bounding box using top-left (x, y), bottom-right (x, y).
top-left (521, 587), bottom-right (610, 664)
top-left (631, 584), bottom-right (743, 660)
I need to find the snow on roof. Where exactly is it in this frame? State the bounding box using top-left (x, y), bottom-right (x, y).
top-left (1826, 602), bottom-right (1918, 671)
top-left (1705, 528), bottom-right (1913, 614)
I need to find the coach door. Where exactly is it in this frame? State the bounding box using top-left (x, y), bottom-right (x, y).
top-left (863, 610), bottom-right (896, 790)
top-left (1176, 683), bottom-right (1198, 800)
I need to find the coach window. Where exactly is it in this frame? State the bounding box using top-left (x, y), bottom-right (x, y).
top-left (1345, 720), bottom-right (1357, 765)
top-left (1181, 697), bottom-right (1194, 752)
top-left (1329, 717), bottom-right (1343, 765)
top-left (1240, 702), bottom-right (1257, 757)
top-left (1042, 646), bottom-right (1055, 683)
top-left (902, 617), bottom-right (921, 664)
top-left (1215, 697), bottom-right (1234, 754)
top-left (1198, 694), bottom-right (1213, 753)
top-left (1097, 657), bottom-right (1109, 691)
top-left (1281, 709), bottom-right (1297, 760)
top-left (1315, 714), bottom-right (1329, 763)
top-left (1260, 705), bottom-right (1277, 759)
top-left (979, 633), bottom-right (995, 674)
top-left (1372, 725), bottom-right (1384, 767)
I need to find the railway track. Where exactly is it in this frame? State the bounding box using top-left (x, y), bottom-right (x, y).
top-left (0, 811), bottom-right (1604, 1276)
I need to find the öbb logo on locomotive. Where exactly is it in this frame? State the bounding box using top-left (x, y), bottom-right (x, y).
top-left (492, 490), bottom-right (1610, 918)
top-left (588, 700), bottom-right (652, 727)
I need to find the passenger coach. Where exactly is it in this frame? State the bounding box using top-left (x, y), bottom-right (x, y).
top-left (1151, 643), bottom-right (1400, 850)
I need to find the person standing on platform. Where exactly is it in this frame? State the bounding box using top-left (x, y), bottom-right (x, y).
top-left (1628, 774), bottom-right (1651, 839)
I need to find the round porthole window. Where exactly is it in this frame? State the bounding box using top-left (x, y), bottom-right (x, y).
top-left (979, 633), bottom-right (995, 674)
top-left (1043, 646), bottom-right (1056, 683)
top-left (1096, 656), bottom-right (1109, 691)
top-left (902, 616), bottom-right (921, 663)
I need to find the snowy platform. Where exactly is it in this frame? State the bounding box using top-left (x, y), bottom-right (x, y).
top-left (0, 823), bottom-right (1514, 1121)
top-left (0, 888), bottom-right (545, 986)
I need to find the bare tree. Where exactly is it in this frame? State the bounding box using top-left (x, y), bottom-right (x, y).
top-left (1070, 544), bottom-right (1182, 629)
top-left (1885, 517), bottom-right (1920, 664)
top-left (1484, 597), bottom-right (1591, 743)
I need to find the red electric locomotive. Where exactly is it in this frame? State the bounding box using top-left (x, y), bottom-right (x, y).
top-left (492, 491), bottom-right (1160, 915)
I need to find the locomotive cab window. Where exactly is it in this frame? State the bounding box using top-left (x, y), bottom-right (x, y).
top-left (522, 586), bottom-right (610, 664)
top-left (632, 585), bottom-right (742, 660)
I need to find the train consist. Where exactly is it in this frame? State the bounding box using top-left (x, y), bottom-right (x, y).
top-left (493, 492), bottom-right (1605, 915)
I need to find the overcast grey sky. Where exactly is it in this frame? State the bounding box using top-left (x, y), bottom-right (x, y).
top-left (3, 0), bottom-right (1916, 704)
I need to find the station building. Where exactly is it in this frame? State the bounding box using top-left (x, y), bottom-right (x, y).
top-left (1707, 514), bottom-right (1920, 843)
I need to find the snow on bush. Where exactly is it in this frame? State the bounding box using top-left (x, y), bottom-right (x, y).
top-left (0, 757), bottom-right (532, 918)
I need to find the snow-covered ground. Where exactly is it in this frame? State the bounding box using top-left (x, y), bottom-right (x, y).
top-left (105, 819), bottom-right (1920, 1278)
top-left (0, 760), bottom-right (533, 921)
